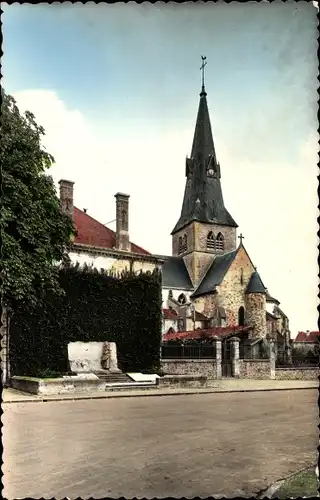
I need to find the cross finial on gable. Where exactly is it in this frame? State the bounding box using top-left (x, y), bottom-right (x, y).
top-left (238, 233), bottom-right (245, 245)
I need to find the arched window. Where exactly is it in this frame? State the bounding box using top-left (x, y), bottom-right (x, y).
top-left (168, 289), bottom-right (173, 300)
top-left (178, 293), bottom-right (187, 305)
top-left (238, 306), bottom-right (245, 327)
top-left (178, 236), bottom-right (183, 254)
top-left (216, 232), bottom-right (224, 251)
top-left (167, 327), bottom-right (175, 334)
top-left (183, 234), bottom-right (187, 252)
top-left (207, 231), bottom-right (215, 250)
top-left (240, 268), bottom-right (244, 285)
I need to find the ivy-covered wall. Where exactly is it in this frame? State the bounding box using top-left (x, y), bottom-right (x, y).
top-left (10, 264), bottom-right (162, 376)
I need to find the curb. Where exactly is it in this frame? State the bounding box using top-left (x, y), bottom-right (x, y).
top-left (3, 385), bottom-right (317, 404)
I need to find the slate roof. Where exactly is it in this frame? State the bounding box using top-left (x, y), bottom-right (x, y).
top-left (265, 291), bottom-right (280, 304)
top-left (73, 207), bottom-right (150, 255)
top-left (191, 249), bottom-right (238, 297)
top-left (245, 271), bottom-right (266, 294)
top-left (160, 256), bottom-right (194, 290)
top-left (172, 85), bottom-right (237, 234)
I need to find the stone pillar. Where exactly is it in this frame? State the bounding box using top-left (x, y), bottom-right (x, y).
top-left (212, 336), bottom-right (222, 379)
top-left (115, 193), bottom-right (131, 252)
top-left (58, 179), bottom-right (74, 219)
top-left (230, 337), bottom-right (240, 378)
top-left (269, 340), bottom-right (276, 380)
top-left (1, 305), bottom-right (10, 386)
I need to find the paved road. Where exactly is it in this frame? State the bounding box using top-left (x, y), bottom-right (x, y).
top-left (3, 389), bottom-right (318, 498)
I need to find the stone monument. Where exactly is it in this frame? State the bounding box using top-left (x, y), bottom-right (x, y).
top-left (68, 341), bottom-right (121, 374)
top-left (101, 341), bottom-right (121, 373)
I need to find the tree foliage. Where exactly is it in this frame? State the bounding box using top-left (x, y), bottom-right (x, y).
top-left (1, 91), bottom-right (75, 307)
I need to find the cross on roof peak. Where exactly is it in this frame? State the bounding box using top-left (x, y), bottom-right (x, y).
top-left (238, 233), bottom-right (245, 245)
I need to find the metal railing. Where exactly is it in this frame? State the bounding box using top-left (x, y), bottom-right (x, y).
top-left (239, 345), bottom-right (269, 360)
top-left (161, 343), bottom-right (216, 359)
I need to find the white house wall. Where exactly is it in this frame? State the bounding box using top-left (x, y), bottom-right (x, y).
top-left (69, 251), bottom-right (158, 274)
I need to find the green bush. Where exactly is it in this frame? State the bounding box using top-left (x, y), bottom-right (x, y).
top-left (10, 264), bottom-right (162, 376)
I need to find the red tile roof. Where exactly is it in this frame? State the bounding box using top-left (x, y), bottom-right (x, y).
top-left (163, 326), bottom-right (252, 342)
top-left (295, 331), bottom-right (320, 342)
top-left (73, 207), bottom-right (150, 255)
top-left (163, 308), bottom-right (181, 320)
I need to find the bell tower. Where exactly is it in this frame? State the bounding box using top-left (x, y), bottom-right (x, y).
top-left (171, 57), bottom-right (238, 286)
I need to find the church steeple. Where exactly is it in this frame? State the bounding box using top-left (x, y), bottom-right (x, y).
top-left (171, 59), bottom-right (237, 235)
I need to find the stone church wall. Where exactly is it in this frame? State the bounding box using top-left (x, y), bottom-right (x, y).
top-left (172, 223), bottom-right (195, 256)
top-left (193, 222), bottom-right (237, 254)
top-left (245, 293), bottom-right (267, 338)
top-left (214, 246), bottom-right (255, 325)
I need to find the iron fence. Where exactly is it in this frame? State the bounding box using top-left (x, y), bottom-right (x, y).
top-left (161, 343), bottom-right (216, 359)
top-left (276, 354), bottom-right (318, 367)
top-left (239, 345), bottom-right (269, 360)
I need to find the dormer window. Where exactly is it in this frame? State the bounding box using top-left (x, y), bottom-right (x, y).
top-left (207, 231), bottom-right (215, 250)
top-left (216, 232), bottom-right (224, 251)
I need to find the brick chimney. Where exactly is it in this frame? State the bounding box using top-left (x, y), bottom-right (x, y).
top-left (58, 179), bottom-right (74, 219)
top-left (114, 192), bottom-right (131, 252)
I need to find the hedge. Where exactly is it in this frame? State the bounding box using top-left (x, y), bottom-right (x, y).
top-left (9, 263), bottom-right (162, 376)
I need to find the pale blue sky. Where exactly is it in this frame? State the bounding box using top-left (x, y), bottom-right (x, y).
top-left (2, 2), bottom-right (318, 335)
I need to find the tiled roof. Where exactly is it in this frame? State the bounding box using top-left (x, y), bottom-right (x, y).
top-left (294, 331), bottom-right (320, 342)
top-left (195, 311), bottom-right (209, 321)
top-left (163, 308), bottom-right (182, 320)
top-left (192, 249), bottom-right (237, 297)
top-left (246, 271), bottom-right (266, 294)
top-left (160, 256), bottom-right (194, 289)
top-left (163, 325), bottom-right (251, 341)
top-left (73, 207), bottom-right (150, 255)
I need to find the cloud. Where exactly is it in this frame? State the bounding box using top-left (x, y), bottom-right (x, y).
top-left (12, 89), bottom-right (318, 336)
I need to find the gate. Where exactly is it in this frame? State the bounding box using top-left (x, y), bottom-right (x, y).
top-left (222, 339), bottom-right (232, 377)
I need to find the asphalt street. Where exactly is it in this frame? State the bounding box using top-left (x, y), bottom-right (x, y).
top-left (3, 389), bottom-right (318, 498)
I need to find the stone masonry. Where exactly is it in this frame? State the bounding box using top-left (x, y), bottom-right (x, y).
top-left (115, 192), bottom-right (131, 252)
top-left (245, 292), bottom-right (267, 338)
top-left (204, 245), bottom-right (255, 325)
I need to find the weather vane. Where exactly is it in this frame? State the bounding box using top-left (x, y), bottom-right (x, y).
top-left (200, 55), bottom-right (207, 88)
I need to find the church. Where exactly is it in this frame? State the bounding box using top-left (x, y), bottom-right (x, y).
top-left (59, 68), bottom-right (290, 351)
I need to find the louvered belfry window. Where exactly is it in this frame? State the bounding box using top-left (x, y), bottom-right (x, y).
top-left (216, 232), bottom-right (224, 251)
top-left (207, 231), bottom-right (215, 250)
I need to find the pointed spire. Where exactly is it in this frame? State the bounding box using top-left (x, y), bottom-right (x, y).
top-left (171, 60), bottom-right (237, 235)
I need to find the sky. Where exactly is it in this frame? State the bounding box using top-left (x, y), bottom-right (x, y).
top-left (2, 2), bottom-right (319, 337)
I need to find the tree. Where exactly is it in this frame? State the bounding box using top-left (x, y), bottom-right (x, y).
top-left (0, 91), bottom-right (75, 383)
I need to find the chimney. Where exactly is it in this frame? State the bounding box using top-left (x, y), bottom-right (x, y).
top-left (114, 192), bottom-right (131, 252)
top-left (59, 179), bottom-right (74, 219)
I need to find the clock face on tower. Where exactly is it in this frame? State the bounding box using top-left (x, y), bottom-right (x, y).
top-left (208, 168), bottom-right (214, 176)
